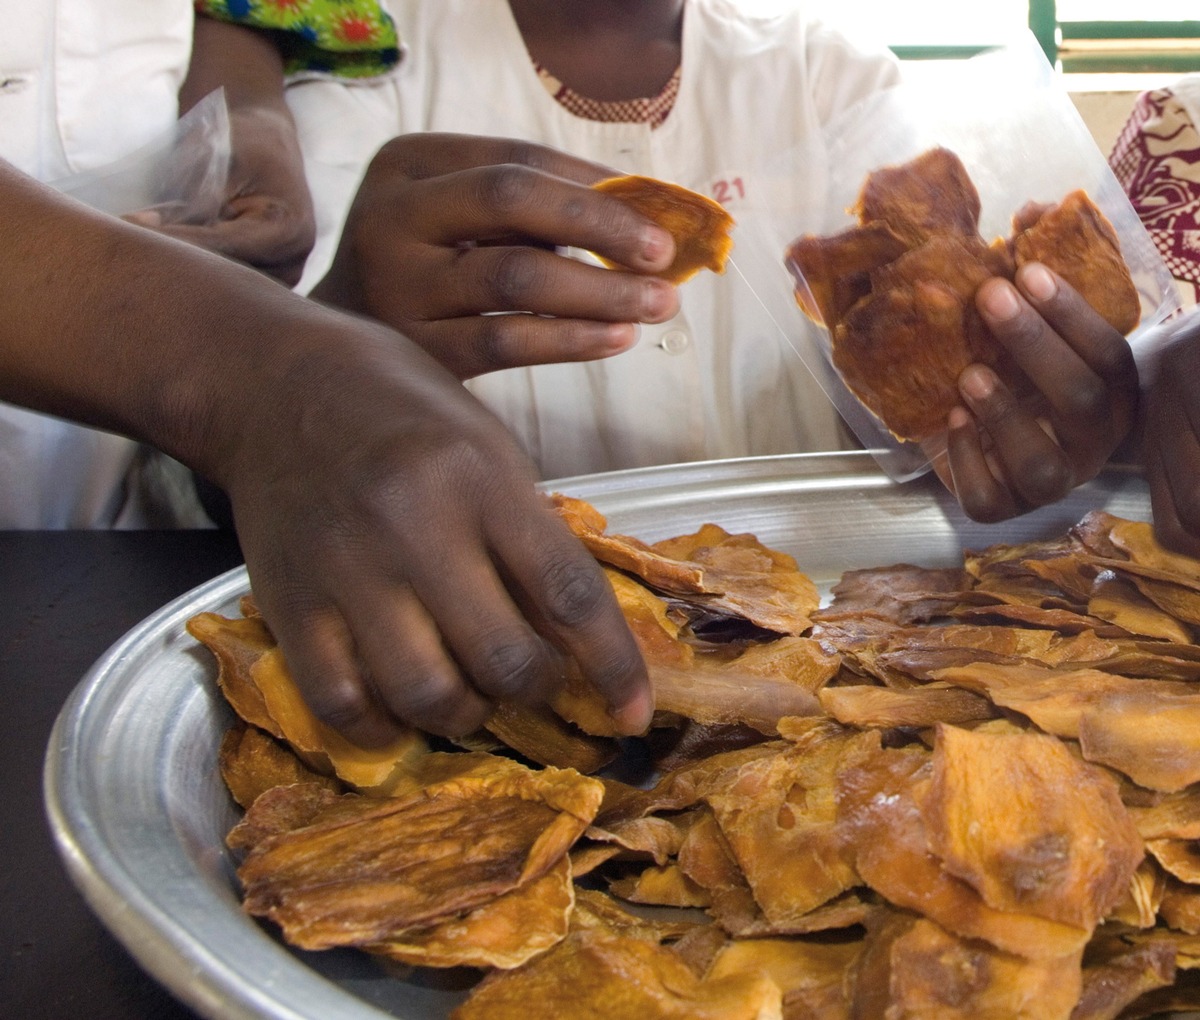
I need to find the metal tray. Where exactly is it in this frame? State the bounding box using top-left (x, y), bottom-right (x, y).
top-left (44, 452), bottom-right (1169, 1020)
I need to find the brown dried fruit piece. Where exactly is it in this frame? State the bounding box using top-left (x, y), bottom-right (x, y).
top-left (235, 762), bottom-right (603, 951)
top-left (786, 147), bottom-right (1140, 442)
top-left (593, 174), bottom-right (734, 284)
top-left (451, 928), bottom-right (783, 1020)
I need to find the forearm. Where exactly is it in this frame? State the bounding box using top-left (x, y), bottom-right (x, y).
top-left (183, 14), bottom-right (289, 120)
top-left (0, 162), bottom-right (305, 479)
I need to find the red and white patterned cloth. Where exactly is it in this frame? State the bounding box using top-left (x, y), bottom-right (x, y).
top-left (534, 64), bottom-right (681, 129)
top-left (1110, 76), bottom-right (1200, 306)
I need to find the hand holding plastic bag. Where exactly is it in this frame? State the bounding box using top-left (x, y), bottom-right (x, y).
top-left (51, 88), bottom-right (314, 287)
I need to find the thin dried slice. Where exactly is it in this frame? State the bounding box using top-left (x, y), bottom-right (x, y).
top-left (1108, 860), bottom-right (1167, 929)
top-left (837, 744), bottom-right (1091, 958)
top-left (1145, 839), bottom-right (1200, 884)
top-left (706, 722), bottom-right (878, 924)
top-left (593, 174), bottom-right (734, 284)
top-left (187, 612), bottom-right (279, 732)
top-left (366, 855), bottom-right (574, 969)
top-left (1088, 574), bottom-right (1193, 644)
top-left (188, 609), bottom-right (428, 791)
top-left (1129, 786), bottom-right (1200, 841)
top-left (484, 701), bottom-right (618, 774)
top-left (934, 661), bottom-right (1200, 793)
top-left (610, 864), bottom-right (712, 908)
top-left (557, 570), bottom-right (827, 736)
top-left (707, 937), bottom-right (861, 1017)
top-left (552, 495), bottom-right (819, 635)
top-left (785, 220), bottom-right (909, 328)
top-left (219, 723), bottom-right (342, 809)
top-left (236, 763), bottom-right (603, 950)
top-left (571, 887), bottom-right (701, 943)
top-left (451, 928), bottom-right (783, 1020)
top-left (1161, 876), bottom-right (1200, 934)
top-left (831, 235), bottom-right (1007, 442)
top-left (1012, 189), bottom-right (1140, 335)
top-left (818, 683), bottom-right (995, 729)
top-left (853, 146), bottom-right (982, 246)
top-left (1072, 934), bottom-right (1176, 1020)
top-left (1108, 515), bottom-right (1200, 579)
top-left (226, 781), bottom-right (345, 854)
top-left (584, 814), bottom-right (686, 867)
top-left (852, 912), bottom-right (1083, 1020)
top-left (923, 724), bottom-right (1143, 931)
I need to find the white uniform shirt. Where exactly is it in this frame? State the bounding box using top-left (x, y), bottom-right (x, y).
top-left (0, 0), bottom-right (192, 526)
top-left (289, 0), bottom-right (900, 479)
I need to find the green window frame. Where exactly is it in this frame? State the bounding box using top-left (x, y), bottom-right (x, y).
top-left (890, 1), bottom-right (1200, 72)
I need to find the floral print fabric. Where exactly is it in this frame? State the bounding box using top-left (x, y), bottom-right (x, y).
top-left (196, 0), bottom-right (400, 78)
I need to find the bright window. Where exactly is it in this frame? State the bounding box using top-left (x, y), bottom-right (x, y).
top-left (734, 2), bottom-right (1200, 72)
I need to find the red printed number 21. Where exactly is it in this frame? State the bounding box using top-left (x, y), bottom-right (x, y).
top-left (712, 177), bottom-right (745, 204)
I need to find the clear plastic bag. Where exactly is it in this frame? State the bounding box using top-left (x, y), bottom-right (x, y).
top-left (49, 88), bottom-right (231, 225)
top-left (752, 34), bottom-right (1180, 482)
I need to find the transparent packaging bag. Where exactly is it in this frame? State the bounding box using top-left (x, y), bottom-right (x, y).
top-left (747, 34), bottom-right (1180, 482)
top-left (49, 88), bottom-right (231, 225)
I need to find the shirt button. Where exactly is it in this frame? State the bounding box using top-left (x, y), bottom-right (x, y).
top-left (659, 329), bottom-right (690, 355)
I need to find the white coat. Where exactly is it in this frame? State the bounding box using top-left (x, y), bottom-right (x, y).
top-left (288, 0), bottom-right (901, 480)
top-left (0, 0), bottom-right (195, 526)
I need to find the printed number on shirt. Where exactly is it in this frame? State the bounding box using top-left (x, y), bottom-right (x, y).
top-left (712, 177), bottom-right (746, 205)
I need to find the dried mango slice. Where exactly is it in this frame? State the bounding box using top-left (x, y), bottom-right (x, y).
top-left (451, 929), bottom-right (783, 1020)
top-left (188, 610), bottom-right (427, 791)
top-left (235, 763), bottom-right (603, 950)
top-left (923, 724), bottom-right (1143, 931)
top-left (593, 174), bottom-right (734, 284)
top-left (367, 856), bottom-right (575, 970)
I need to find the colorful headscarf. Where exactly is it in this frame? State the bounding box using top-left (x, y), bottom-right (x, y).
top-left (196, 0), bottom-right (401, 79)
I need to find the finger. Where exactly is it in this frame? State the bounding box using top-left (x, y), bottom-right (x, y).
top-left (485, 506), bottom-right (652, 735)
top-left (411, 243), bottom-right (679, 323)
top-left (957, 363), bottom-right (1075, 508)
top-left (377, 131), bottom-right (625, 189)
top-left (976, 272), bottom-right (1133, 456)
top-left (1148, 395), bottom-right (1200, 549)
top-left (266, 603), bottom-right (406, 748)
top-left (418, 315), bottom-right (639, 379)
top-left (1015, 264), bottom-right (1137, 409)
top-left (345, 585), bottom-right (494, 738)
top-left (400, 540), bottom-right (569, 712)
top-left (394, 163), bottom-right (675, 274)
top-left (943, 405), bottom-right (1021, 522)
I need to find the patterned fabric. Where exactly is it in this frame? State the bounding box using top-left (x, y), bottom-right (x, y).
top-left (196, 0), bottom-right (401, 78)
top-left (1110, 80), bottom-right (1200, 302)
top-left (534, 64), bottom-right (681, 129)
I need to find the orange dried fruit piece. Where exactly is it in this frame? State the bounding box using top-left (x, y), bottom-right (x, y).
top-left (853, 145), bottom-right (984, 247)
top-left (367, 856), bottom-right (575, 970)
top-left (837, 743), bottom-right (1092, 959)
top-left (218, 722), bottom-right (342, 809)
top-left (450, 928), bottom-right (783, 1020)
top-left (592, 174), bottom-right (734, 283)
top-left (235, 762), bottom-right (603, 951)
top-left (923, 723), bottom-right (1144, 932)
top-left (188, 610), bottom-right (428, 791)
top-left (1013, 189), bottom-right (1141, 336)
top-left (785, 147), bottom-right (1141, 444)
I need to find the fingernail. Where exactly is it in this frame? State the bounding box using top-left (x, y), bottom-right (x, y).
top-left (1020, 263), bottom-right (1057, 302)
top-left (614, 689), bottom-right (654, 735)
top-left (603, 323), bottom-right (638, 352)
top-left (960, 364), bottom-right (996, 401)
top-left (948, 406), bottom-right (971, 429)
top-left (642, 280), bottom-right (677, 320)
top-left (979, 280), bottom-right (1020, 321)
top-left (641, 226), bottom-right (673, 265)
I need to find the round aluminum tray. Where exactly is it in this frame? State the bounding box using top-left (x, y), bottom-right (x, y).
top-left (44, 452), bottom-right (1173, 1020)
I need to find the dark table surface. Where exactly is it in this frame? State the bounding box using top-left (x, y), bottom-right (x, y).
top-left (1, 529), bottom-right (244, 1019)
